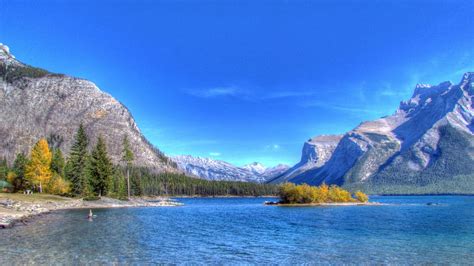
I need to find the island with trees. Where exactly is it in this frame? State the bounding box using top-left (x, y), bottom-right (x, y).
top-left (266, 183), bottom-right (375, 206)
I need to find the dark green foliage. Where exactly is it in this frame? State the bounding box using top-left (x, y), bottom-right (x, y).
top-left (0, 62), bottom-right (52, 83)
top-left (122, 135), bottom-right (134, 198)
top-left (109, 168), bottom-right (128, 200)
top-left (122, 135), bottom-right (134, 166)
top-left (88, 136), bottom-right (113, 196)
top-left (11, 153), bottom-right (29, 192)
top-left (123, 167), bottom-right (279, 197)
top-left (0, 157), bottom-right (8, 181)
top-left (65, 124), bottom-right (89, 195)
top-left (51, 149), bottom-right (65, 177)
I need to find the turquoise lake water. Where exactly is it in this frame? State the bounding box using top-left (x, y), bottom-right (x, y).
top-left (1, 196), bottom-right (474, 264)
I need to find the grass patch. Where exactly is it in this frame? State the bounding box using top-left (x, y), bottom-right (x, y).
top-left (0, 192), bottom-right (70, 202)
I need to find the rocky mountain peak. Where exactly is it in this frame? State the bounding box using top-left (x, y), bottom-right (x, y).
top-left (243, 162), bottom-right (266, 174)
top-left (271, 72), bottom-right (474, 194)
top-left (173, 155), bottom-right (289, 183)
top-left (0, 43), bottom-right (18, 64)
top-left (461, 72), bottom-right (474, 88)
top-left (0, 43), bottom-right (177, 172)
top-left (0, 43), bottom-right (11, 55)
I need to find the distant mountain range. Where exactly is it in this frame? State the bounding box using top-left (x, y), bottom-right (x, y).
top-left (2, 42), bottom-right (473, 193)
top-left (172, 155), bottom-right (289, 183)
top-left (269, 72), bottom-right (474, 194)
top-left (0, 43), bottom-right (176, 172)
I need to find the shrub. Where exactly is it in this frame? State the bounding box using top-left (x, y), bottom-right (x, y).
top-left (354, 191), bottom-right (369, 202)
top-left (278, 183), bottom-right (361, 204)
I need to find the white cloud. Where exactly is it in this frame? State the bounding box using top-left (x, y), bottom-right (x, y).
top-left (184, 86), bottom-right (240, 98)
top-left (209, 152), bottom-right (221, 156)
top-left (264, 144), bottom-right (281, 152)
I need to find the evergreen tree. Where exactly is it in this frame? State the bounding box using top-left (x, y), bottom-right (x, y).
top-left (11, 153), bottom-right (28, 191)
top-left (110, 168), bottom-right (127, 199)
top-left (65, 124), bottom-right (89, 195)
top-left (25, 138), bottom-right (52, 193)
top-left (131, 170), bottom-right (142, 196)
top-left (122, 135), bottom-right (134, 199)
top-left (0, 157), bottom-right (8, 181)
top-left (88, 136), bottom-right (113, 196)
top-left (51, 148), bottom-right (65, 177)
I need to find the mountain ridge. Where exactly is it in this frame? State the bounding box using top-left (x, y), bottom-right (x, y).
top-left (0, 43), bottom-right (177, 172)
top-left (172, 155), bottom-right (289, 183)
top-left (270, 72), bottom-right (474, 194)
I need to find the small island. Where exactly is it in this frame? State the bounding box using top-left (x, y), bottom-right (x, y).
top-left (266, 183), bottom-right (377, 206)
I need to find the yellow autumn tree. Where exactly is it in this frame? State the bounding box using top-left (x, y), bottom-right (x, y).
top-left (48, 173), bottom-right (71, 195)
top-left (328, 185), bottom-right (354, 202)
top-left (318, 183), bottom-right (329, 203)
top-left (355, 191), bottom-right (369, 202)
top-left (26, 138), bottom-right (52, 193)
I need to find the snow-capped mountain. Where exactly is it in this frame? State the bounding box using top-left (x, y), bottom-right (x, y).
top-left (242, 162), bottom-right (267, 175)
top-left (269, 72), bottom-right (474, 194)
top-left (172, 155), bottom-right (289, 183)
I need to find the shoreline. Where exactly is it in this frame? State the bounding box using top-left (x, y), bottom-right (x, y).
top-left (0, 193), bottom-right (182, 229)
top-left (172, 195), bottom-right (276, 198)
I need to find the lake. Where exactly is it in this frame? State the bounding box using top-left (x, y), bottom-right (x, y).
top-left (1, 196), bottom-right (474, 264)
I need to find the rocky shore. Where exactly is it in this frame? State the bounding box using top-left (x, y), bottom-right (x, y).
top-left (0, 193), bottom-right (182, 229)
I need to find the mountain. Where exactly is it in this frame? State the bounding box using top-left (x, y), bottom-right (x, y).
top-left (269, 72), bottom-right (474, 194)
top-left (242, 162), bottom-right (267, 175)
top-left (0, 43), bottom-right (176, 172)
top-left (172, 155), bottom-right (289, 183)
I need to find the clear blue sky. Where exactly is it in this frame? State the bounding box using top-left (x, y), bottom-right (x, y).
top-left (1, 0), bottom-right (473, 167)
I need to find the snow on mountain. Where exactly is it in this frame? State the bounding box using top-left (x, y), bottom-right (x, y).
top-left (172, 155), bottom-right (289, 183)
top-left (269, 72), bottom-right (474, 194)
top-left (242, 162), bottom-right (267, 175)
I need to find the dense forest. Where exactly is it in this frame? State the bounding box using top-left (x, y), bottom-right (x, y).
top-left (0, 124), bottom-right (278, 198)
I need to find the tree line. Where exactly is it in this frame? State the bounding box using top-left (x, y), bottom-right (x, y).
top-left (0, 124), bottom-right (279, 198)
top-left (0, 124), bottom-right (130, 199)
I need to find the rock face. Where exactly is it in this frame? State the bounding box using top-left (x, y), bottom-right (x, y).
top-left (267, 135), bottom-right (342, 184)
top-left (270, 72), bottom-right (474, 194)
top-left (0, 43), bottom-right (176, 172)
top-left (172, 155), bottom-right (289, 183)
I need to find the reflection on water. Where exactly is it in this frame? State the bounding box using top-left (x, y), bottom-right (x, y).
top-left (1, 196), bottom-right (474, 264)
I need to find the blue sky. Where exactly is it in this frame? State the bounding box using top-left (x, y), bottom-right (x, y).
top-left (1, 0), bottom-right (473, 167)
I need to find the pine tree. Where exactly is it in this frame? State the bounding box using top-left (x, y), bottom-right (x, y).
top-left (65, 124), bottom-right (89, 195)
top-left (88, 136), bottom-right (113, 196)
top-left (51, 148), bottom-right (65, 177)
top-left (122, 135), bottom-right (134, 199)
top-left (11, 153), bottom-right (28, 191)
top-left (0, 157), bottom-right (8, 181)
top-left (25, 138), bottom-right (52, 193)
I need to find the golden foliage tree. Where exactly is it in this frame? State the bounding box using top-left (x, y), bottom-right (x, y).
top-left (48, 173), bottom-right (71, 195)
top-left (319, 183), bottom-right (329, 203)
top-left (355, 191), bottom-right (369, 202)
top-left (25, 138), bottom-right (52, 193)
top-left (278, 182), bottom-right (363, 204)
top-left (328, 185), bottom-right (354, 202)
